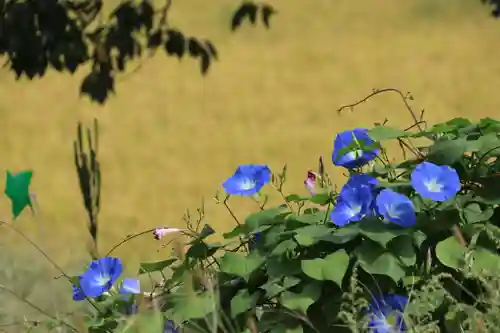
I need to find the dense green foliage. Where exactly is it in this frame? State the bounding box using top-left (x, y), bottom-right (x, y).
top-left (4, 91), bottom-right (500, 333)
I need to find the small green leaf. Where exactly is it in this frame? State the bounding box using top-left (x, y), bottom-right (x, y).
top-left (138, 258), bottom-right (177, 274)
top-left (199, 224), bottom-right (216, 239)
top-left (356, 240), bottom-right (405, 283)
top-left (466, 132), bottom-right (500, 156)
top-left (300, 259), bottom-right (323, 280)
top-left (166, 292), bottom-right (215, 323)
top-left (267, 257), bottom-right (302, 279)
top-left (359, 219), bottom-right (408, 247)
top-left (185, 241), bottom-right (223, 259)
top-left (220, 252), bottom-right (265, 282)
top-left (462, 202), bottom-right (494, 224)
top-left (388, 235), bottom-right (416, 266)
top-left (281, 282), bottom-right (321, 313)
top-left (4, 170), bottom-right (33, 219)
top-left (223, 224), bottom-right (246, 239)
top-left (479, 117), bottom-right (500, 134)
top-left (309, 193), bottom-right (331, 205)
top-left (435, 236), bottom-right (466, 270)
top-left (426, 118), bottom-right (473, 135)
top-left (294, 225), bottom-right (332, 246)
top-left (402, 275), bottom-right (422, 286)
top-left (301, 250), bottom-right (349, 287)
top-left (412, 230), bottom-right (427, 249)
top-left (470, 247), bottom-right (500, 275)
top-left (324, 225), bottom-right (361, 244)
top-left (285, 194), bottom-right (306, 202)
top-left (261, 277), bottom-right (301, 298)
top-left (118, 310), bottom-right (164, 333)
top-left (322, 250), bottom-right (350, 286)
top-left (426, 138), bottom-right (468, 165)
top-left (368, 126), bottom-right (411, 141)
top-left (287, 211), bottom-right (326, 225)
top-left (231, 289), bottom-right (258, 317)
top-left (270, 324), bottom-right (303, 333)
top-left (245, 207), bottom-right (286, 231)
top-left (271, 239), bottom-right (298, 256)
top-left (376, 180), bottom-right (412, 189)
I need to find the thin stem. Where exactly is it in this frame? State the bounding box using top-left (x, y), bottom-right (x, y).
top-left (336, 87), bottom-right (425, 133)
top-left (450, 224), bottom-right (486, 332)
top-left (105, 228), bottom-right (193, 256)
top-left (223, 197), bottom-right (250, 253)
top-left (322, 202), bottom-right (332, 223)
top-left (0, 220), bottom-right (102, 314)
top-left (276, 187), bottom-right (295, 213)
top-left (397, 138), bottom-right (425, 159)
top-left (452, 224), bottom-right (467, 248)
top-left (223, 196), bottom-right (242, 226)
top-left (0, 220), bottom-right (69, 279)
top-left (0, 284), bottom-right (79, 332)
top-left (105, 228), bottom-right (157, 256)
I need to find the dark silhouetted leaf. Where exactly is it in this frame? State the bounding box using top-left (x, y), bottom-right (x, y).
top-left (482, 0), bottom-right (500, 18)
top-left (110, 1), bottom-right (142, 31)
top-left (164, 29), bottom-right (185, 58)
top-left (138, 0), bottom-right (155, 32)
top-left (147, 30), bottom-right (163, 50)
top-left (231, 2), bottom-right (258, 31)
top-left (115, 54), bottom-right (126, 71)
top-left (261, 4), bottom-right (277, 29)
top-left (200, 53), bottom-right (211, 75)
top-left (188, 37), bottom-right (205, 57)
top-left (205, 41), bottom-right (218, 60)
top-left (80, 70), bottom-right (115, 104)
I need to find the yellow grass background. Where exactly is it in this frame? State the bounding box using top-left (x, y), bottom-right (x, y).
top-left (1, 0), bottom-right (500, 271)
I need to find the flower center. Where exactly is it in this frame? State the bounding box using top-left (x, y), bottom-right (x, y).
top-left (373, 311), bottom-right (400, 333)
top-left (345, 150), bottom-right (363, 161)
top-left (386, 204), bottom-right (400, 219)
top-left (96, 274), bottom-right (111, 286)
top-left (239, 178), bottom-right (256, 191)
top-left (424, 178), bottom-right (443, 193)
top-left (347, 204), bottom-right (361, 218)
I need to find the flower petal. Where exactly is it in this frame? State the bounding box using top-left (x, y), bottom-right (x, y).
top-left (153, 227), bottom-right (184, 240)
top-left (80, 257), bottom-right (123, 297)
top-left (367, 293), bottom-right (408, 333)
top-left (375, 189), bottom-right (416, 227)
top-left (120, 278), bottom-right (141, 294)
top-left (332, 128), bottom-right (379, 168)
top-left (411, 162), bottom-right (460, 202)
top-left (222, 164), bottom-right (271, 196)
top-left (330, 200), bottom-right (362, 226)
top-left (72, 285), bottom-right (86, 301)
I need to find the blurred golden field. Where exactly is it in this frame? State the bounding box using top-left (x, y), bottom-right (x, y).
top-left (1, 0), bottom-right (500, 272)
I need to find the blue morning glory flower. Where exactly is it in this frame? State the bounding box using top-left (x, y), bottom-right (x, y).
top-left (332, 128), bottom-right (379, 168)
top-left (222, 164), bottom-right (271, 196)
top-left (79, 257), bottom-right (123, 298)
top-left (367, 294), bottom-right (408, 332)
top-left (120, 278), bottom-right (141, 295)
top-left (411, 162), bottom-right (460, 202)
top-left (331, 180), bottom-right (375, 226)
top-left (72, 285), bottom-right (86, 301)
top-left (340, 174), bottom-right (378, 195)
top-left (375, 189), bottom-right (416, 227)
